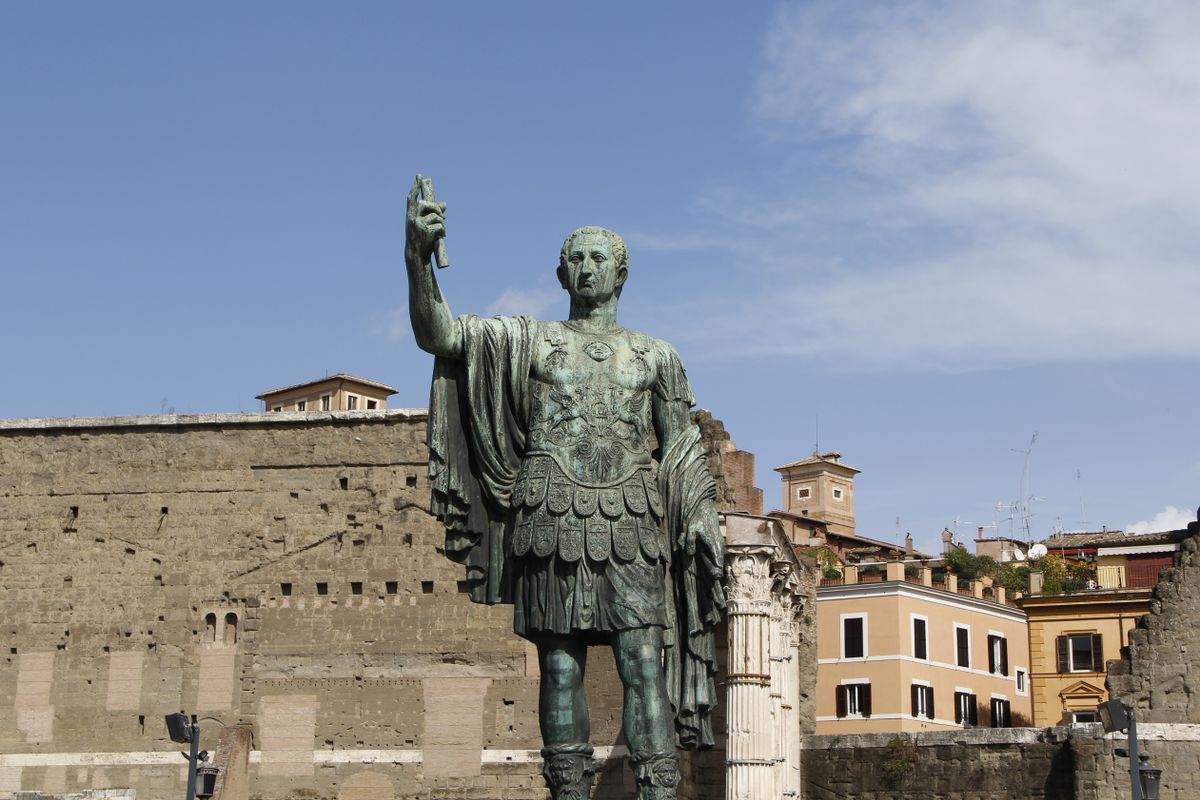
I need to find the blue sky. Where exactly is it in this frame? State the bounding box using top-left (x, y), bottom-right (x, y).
top-left (2, 2), bottom-right (1197, 553)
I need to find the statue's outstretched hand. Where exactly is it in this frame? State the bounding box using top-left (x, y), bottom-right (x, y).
top-left (406, 177), bottom-right (446, 262)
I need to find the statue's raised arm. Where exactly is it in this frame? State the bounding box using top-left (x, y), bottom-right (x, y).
top-left (405, 175), bottom-right (463, 358)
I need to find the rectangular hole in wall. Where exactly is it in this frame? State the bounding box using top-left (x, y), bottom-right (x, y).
top-left (316, 582), bottom-right (328, 596)
top-left (403, 533), bottom-right (413, 547)
top-left (421, 581), bottom-right (434, 594)
top-left (386, 581), bottom-right (398, 594)
top-left (160, 506), bottom-right (169, 515)
top-left (456, 580), bottom-right (471, 593)
top-left (138, 715), bottom-right (145, 734)
top-left (351, 581), bottom-right (363, 595)
top-left (339, 477), bottom-right (349, 490)
top-left (406, 474), bottom-right (418, 487)
top-left (280, 582), bottom-right (292, 596)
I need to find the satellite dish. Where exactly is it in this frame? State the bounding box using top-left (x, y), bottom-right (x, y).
top-left (1012, 547), bottom-right (1026, 562)
top-left (1028, 543), bottom-right (1048, 559)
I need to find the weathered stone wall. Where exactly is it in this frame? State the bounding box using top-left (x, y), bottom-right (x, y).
top-left (803, 727), bottom-right (1078, 800)
top-left (1107, 517), bottom-right (1200, 722)
top-left (0, 411), bottom-right (633, 800)
top-left (0, 409), bottom-right (759, 800)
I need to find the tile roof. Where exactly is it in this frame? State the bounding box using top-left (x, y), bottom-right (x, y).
top-left (1043, 528), bottom-right (1192, 549)
top-left (256, 373), bottom-right (398, 400)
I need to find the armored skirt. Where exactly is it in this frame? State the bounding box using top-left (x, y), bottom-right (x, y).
top-left (510, 453), bottom-right (669, 638)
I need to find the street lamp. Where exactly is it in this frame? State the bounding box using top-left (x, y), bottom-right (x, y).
top-left (164, 712), bottom-right (212, 800)
top-left (1096, 699), bottom-right (1161, 800)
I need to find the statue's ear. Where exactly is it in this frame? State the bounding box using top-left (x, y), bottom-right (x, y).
top-left (615, 265), bottom-right (628, 289)
top-left (557, 264), bottom-right (569, 291)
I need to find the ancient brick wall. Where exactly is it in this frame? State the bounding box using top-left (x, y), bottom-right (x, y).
top-left (0, 410), bottom-right (758, 800)
top-left (0, 411), bottom-right (632, 800)
top-left (692, 410), bottom-right (763, 516)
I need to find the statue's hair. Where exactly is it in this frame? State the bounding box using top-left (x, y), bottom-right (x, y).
top-left (558, 227), bottom-right (628, 272)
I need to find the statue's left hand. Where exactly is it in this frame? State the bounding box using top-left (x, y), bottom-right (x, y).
top-left (683, 501), bottom-right (724, 573)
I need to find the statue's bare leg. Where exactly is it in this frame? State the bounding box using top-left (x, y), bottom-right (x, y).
top-left (613, 626), bottom-right (679, 799)
top-left (536, 635), bottom-right (594, 799)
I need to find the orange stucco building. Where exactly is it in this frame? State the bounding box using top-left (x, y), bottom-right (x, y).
top-left (816, 563), bottom-right (1031, 733)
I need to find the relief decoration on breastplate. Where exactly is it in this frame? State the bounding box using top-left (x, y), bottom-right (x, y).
top-left (529, 381), bottom-right (652, 485)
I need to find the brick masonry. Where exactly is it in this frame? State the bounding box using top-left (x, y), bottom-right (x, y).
top-left (0, 409), bottom-right (759, 800)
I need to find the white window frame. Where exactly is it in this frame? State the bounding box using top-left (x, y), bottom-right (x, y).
top-left (954, 687), bottom-right (977, 727)
top-left (346, 394), bottom-right (359, 410)
top-left (321, 394), bottom-right (331, 411)
top-left (990, 694), bottom-right (1011, 728)
top-left (795, 485), bottom-right (811, 500)
top-left (840, 678), bottom-right (870, 718)
top-left (366, 398), bottom-right (378, 410)
top-left (832, 487), bottom-right (844, 501)
top-left (988, 630), bottom-right (1006, 675)
top-left (910, 613), bottom-right (929, 660)
top-left (912, 680), bottom-right (933, 719)
top-left (954, 623), bottom-right (971, 669)
top-left (295, 399), bottom-right (306, 412)
top-left (840, 613), bottom-right (868, 660)
top-left (1015, 668), bottom-right (1028, 695)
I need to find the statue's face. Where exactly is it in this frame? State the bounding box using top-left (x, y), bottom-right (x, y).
top-left (559, 233), bottom-right (626, 303)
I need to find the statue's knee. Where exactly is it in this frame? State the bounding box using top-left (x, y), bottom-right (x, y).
top-left (541, 652), bottom-right (584, 691)
top-left (616, 644), bottom-right (664, 687)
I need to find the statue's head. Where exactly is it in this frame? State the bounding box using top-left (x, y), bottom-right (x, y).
top-left (557, 227), bottom-right (629, 303)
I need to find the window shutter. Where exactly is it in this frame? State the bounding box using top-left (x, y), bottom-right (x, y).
top-left (911, 684), bottom-right (919, 716)
top-left (1056, 636), bottom-right (1070, 672)
top-left (836, 685), bottom-right (847, 718)
top-left (957, 627), bottom-right (970, 667)
top-left (914, 618), bottom-right (927, 660)
top-left (1000, 637), bottom-right (1009, 676)
top-left (954, 692), bottom-right (963, 724)
top-left (969, 697), bottom-right (979, 726)
top-left (861, 684), bottom-right (872, 718)
top-left (1091, 633), bottom-right (1104, 672)
top-left (988, 635), bottom-right (997, 673)
top-left (928, 688), bottom-right (935, 720)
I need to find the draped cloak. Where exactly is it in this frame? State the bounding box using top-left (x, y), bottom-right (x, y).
top-left (427, 314), bottom-right (725, 749)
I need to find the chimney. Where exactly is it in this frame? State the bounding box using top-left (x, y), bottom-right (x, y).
top-left (904, 533), bottom-right (914, 555)
top-left (977, 526), bottom-right (985, 540)
top-left (941, 528), bottom-right (953, 555)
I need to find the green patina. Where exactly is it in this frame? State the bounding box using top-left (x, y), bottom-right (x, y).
top-left (404, 177), bottom-right (725, 800)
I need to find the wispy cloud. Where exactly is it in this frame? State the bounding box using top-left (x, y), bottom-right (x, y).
top-left (486, 288), bottom-right (562, 318)
top-left (371, 306), bottom-right (411, 343)
top-left (683, 1), bottom-right (1200, 370)
top-left (1127, 505), bottom-right (1196, 534)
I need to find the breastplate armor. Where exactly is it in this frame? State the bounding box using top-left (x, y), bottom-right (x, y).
top-left (511, 323), bottom-right (665, 565)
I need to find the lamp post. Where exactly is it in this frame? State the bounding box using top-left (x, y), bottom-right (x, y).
top-left (1097, 699), bottom-right (1161, 800)
top-left (164, 712), bottom-right (208, 800)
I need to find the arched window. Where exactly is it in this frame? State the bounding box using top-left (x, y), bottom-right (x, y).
top-left (204, 613), bottom-right (217, 643)
top-left (223, 612), bottom-right (238, 645)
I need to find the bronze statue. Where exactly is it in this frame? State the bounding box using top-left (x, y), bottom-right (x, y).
top-left (404, 176), bottom-right (724, 799)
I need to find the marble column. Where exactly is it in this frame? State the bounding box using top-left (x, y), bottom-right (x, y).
top-left (725, 548), bottom-right (774, 800)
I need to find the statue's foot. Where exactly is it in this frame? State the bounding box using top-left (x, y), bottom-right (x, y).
top-left (630, 751), bottom-right (679, 800)
top-left (542, 743), bottom-right (594, 800)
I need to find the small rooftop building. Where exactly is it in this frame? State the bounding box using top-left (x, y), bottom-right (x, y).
top-left (774, 451), bottom-right (860, 537)
top-left (257, 374), bottom-right (397, 413)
